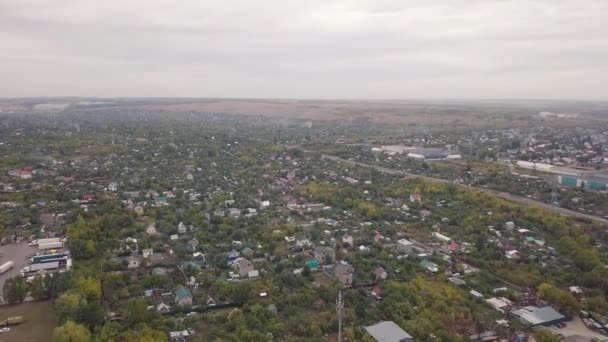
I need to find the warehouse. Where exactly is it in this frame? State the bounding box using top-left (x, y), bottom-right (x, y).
top-left (511, 306), bottom-right (566, 327)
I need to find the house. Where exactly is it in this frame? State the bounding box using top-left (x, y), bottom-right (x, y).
top-left (374, 232), bottom-right (384, 242)
top-left (335, 261), bottom-right (354, 286)
top-left (227, 208), bottom-right (241, 218)
top-left (169, 330), bottom-right (190, 342)
top-left (170, 234), bottom-right (179, 241)
top-left (192, 252), bottom-right (206, 266)
top-left (396, 239), bottom-right (413, 253)
top-left (364, 321), bottom-right (413, 342)
top-left (226, 249), bottom-right (240, 261)
top-left (432, 232), bottom-right (451, 243)
top-left (485, 297), bottom-right (513, 313)
top-left (505, 221), bottom-right (515, 230)
top-left (206, 296), bottom-right (217, 307)
top-left (342, 234), bottom-right (354, 246)
top-left (145, 223), bottom-right (159, 236)
top-left (149, 253), bottom-right (164, 265)
top-left (125, 256), bottom-right (141, 269)
top-left (314, 246), bottom-right (335, 264)
top-left (241, 247), bottom-right (254, 258)
top-left (374, 267), bottom-right (387, 281)
top-left (187, 239), bottom-right (199, 251)
top-left (420, 209), bottom-right (432, 220)
top-left (409, 193), bottom-right (422, 203)
top-left (370, 286), bottom-right (382, 299)
top-left (420, 260), bottom-right (438, 273)
top-left (305, 259), bottom-right (319, 270)
top-left (174, 286), bottom-right (193, 307)
top-left (142, 248), bottom-right (153, 259)
top-left (232, 257), bottom-right (255, 278)
top-left (178, 222), bottom-right (188, 234)
top-left (156, 302), bottom-right (171, 314)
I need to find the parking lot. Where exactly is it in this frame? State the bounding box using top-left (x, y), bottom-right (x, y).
top-left (0, 242), bottom-right (38, 291)
top-left (548, 317), bottom-right (603, 340)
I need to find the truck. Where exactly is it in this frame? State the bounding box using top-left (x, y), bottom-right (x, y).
top-left (0, 316), bottom-right (23, 326)
top-left (29, 237), bottom-right (61, 246)
top-left (38, 241), bottom-right (63, 250)
top-left (21, 259), bottom-right (66, 274)
top-left (0, 261), bottom-right (14, 275)
top-left (30, 253), bottom-right (67, 264)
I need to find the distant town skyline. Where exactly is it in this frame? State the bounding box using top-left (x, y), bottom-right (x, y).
top-left (1, 0), bottom-right (607, 100)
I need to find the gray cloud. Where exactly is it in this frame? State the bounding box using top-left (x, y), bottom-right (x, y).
top-left (1, 0), bottom-right (607, 99)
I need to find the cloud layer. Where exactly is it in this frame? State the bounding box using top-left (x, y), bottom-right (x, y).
top-left (1, 0), bottom-right (607, 99)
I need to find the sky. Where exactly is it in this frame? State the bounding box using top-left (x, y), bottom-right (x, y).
top-left (1, 0), bottom-right (607, 100)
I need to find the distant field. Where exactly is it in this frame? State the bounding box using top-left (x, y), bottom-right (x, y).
top-left (0, 301), bottom-right (57, 342)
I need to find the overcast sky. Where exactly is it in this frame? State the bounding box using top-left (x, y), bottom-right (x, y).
top-left (1, 0), bottom-right (607, 100)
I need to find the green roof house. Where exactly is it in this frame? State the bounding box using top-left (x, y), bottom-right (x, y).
top-left (175, 286), bottom-right (193, 307)
top-left (305, 259), bottom-right (319, 270)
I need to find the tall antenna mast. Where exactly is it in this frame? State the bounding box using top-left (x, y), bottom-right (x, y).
top-left (337, 291), bottom-right (344, 342)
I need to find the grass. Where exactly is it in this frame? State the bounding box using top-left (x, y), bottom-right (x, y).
top-left (0, 300), bottom-right (57, 342)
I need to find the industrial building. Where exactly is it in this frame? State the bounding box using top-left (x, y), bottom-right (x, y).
top-left (511, 306), bottom-right (566, 327)
top-left (374, 145), bottom-right (461, 161)
top-left (559, 175), bottom-right (608, 191)
top-left (364, 321), bottom-right (413, 342)
top-left (516, 160), bottom-right (608, 191)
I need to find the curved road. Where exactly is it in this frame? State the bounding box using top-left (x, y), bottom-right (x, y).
top-left (320, 154), bottom-right (608, 225)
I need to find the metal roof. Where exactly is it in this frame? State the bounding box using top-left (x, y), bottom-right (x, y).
top-left (364, 321), bottom-right (413, 342)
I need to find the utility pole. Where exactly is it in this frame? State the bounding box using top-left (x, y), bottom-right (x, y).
top-left (551, 187), bottom-right (559, 206)
top-left (337, 291), bottom-right (344, 342)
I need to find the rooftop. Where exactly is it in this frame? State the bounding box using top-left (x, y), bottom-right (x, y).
top-left (364, 321), bottom-right (413, 342)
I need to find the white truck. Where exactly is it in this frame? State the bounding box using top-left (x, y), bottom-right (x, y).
top-left (29, 238), bottom-right (61, 246)
top-left (21, 260), bottom-right (62, 273)
top-left (0, 261), bottom-right (14, 275)
top-left (38, 241), bottom-right (63, 250)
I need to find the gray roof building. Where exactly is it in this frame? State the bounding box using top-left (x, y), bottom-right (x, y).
top-left (511, 306), bottom-right (566, 327)
top-left (364, 321), bottom-right (413, 342)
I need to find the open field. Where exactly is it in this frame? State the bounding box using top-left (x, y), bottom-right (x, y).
top-left (0, 301), bottom-right (57, 342)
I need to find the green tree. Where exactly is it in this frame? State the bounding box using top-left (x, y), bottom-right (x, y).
top-left (125, 298), bottom-right (150, 326)
top-left (30, 275), bottom-right (48, 300)
top-left (55, 291), bottom-right (85, 322)
top-left (532, 329), bottom-right (560, 342)
top-left (3, 276), bottom-right (28, 304)
top-left (78, 302), bottom-right (104, 329)
top-left (53, 320), bottom-right (91, 342)
top-left (99, 322), bottom-right (121, 342)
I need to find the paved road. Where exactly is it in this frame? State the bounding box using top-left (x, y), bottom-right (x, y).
top-left (320, 154), bottom-right (608, 225)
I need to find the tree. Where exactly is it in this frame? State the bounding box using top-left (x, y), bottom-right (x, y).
top-left (55, 291), bottom-right (85, 322)
top-left (537, 283), bottom-right (579, 317)
top-left (78, 302), bottom-right (104, 329)
top-left (53, 320), bottom-right (91, 342)
top-left (136, 325), bottom-right (167, 342)
top-left (532, 330), bottom-right (560, 342)
top-left (3, 276), bottom-right (28, 304)
top-left (30, 275), bottom-right (48, 300)
top-left (99, 322), bottom-right (121, 342)
top-left (125, 298), bottom-right (150, 326)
